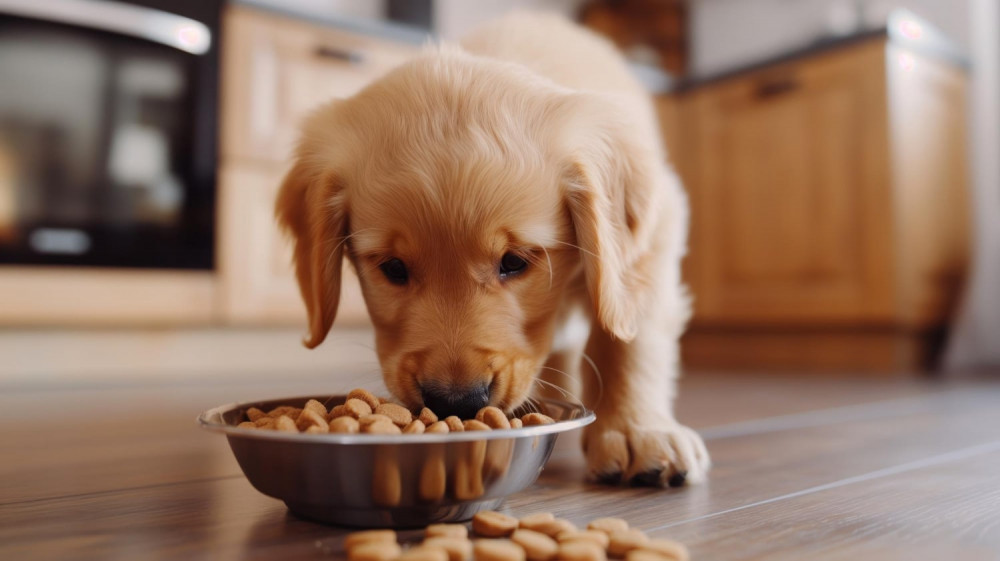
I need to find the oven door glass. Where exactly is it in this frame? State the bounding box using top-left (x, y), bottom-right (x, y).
top-left (0, 3), bottom-right (216, 269)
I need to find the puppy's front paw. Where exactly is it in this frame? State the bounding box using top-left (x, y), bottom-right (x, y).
top-left (583, 421), bottom-right (710, 487)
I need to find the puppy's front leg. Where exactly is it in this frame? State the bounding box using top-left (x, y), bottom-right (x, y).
top-left (581, 311), bottom-right (710, 487)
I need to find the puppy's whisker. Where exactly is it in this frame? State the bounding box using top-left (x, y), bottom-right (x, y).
top-left (580, 352), bottom-right (604, 410)
top-left (521, 395), bottom-right (542, 415)
top-left (533, 376), bottom-right (581, 408)
top-left (528, 396), bottom-right (543, 415)
top-left (540, 246), bottom-right (553, 290)
top-left (537, 365), bottom-right (577, 389)
top-left (321, 227), bottom-right (380, 255)
top-left (317, 227), bottom-right (385, 279)
top-left (552, 240), bottom-right (598, 259)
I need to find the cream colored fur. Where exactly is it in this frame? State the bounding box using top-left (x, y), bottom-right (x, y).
top-left (276, 12), bottom-right (709, 486)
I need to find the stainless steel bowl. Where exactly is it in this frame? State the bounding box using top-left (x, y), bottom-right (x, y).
top-left (198, 395), bottom-right (594, 528)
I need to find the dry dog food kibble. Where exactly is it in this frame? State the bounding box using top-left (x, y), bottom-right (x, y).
top-left (474, 539), bottom-right (527, 561)
top-left (520, 512), bottom-right (555, 529)
top-left (254, 417), bottom-right (276, 429)
top-left (426, 420), bottom-right (451, 434)
top-left (638, 540), bottom-right (689, 561)
top-left (359, 414), bottom-right (394, 427)
top-left (557, 540), bottom-right (607, 561)
top-left (445, 416), bottom-right (465, 432)
top-left (419, 407), bottom-right (439, 425)
top-left (234, 388), bottom-right (573, 436)
top-left (607, 530), bottom-right (650, 557)
top-left (303, 398), bottom-right (328, 416)
top-left (477, 406), bottom-right (512, 429)
top-left (344, 529), bottom-right (397, 550)
top-left (587, 518), bottom-right (630, 535)
top-left (625, 551), bottom-right (672, 561)
top-left (404, 420), bottom-right (427, 434)
top-left (473, 511), bottom-right (520, 537)
top-left (523, 513), bottom-right (578, 537)
top-left (296, 408), bottom-right (328, 432)
top-left (521, 413), bottom-right (555, 426)
top-left (348, 388), bottom-right (381, 411)
top-left (423, 536), bottom-right (473, 561)
top-left (265, 405), bottom-right (299, 419)
top-left (557, 531), bottom-right (610, 549)
top-left (363, 418), bottom-right (402, 434)
top-left (376, 402), bottom-right (414, 427)
top-left (329, 416), bottom-right (360, 434)
top-left (349, 541), bottom-right (403, 561)
top-left (338, 515), bottom-right (683, 561)
top-left (463, 419), bottom-right (492, 432)
top-left (275, 415), bottom-right (298, 432)
top-left (511, 529), bottom-right (559, 561)
top-left (345, 398), bottom-right (374, 419)
top-left (398, 544), bottom-right (449, 561)
top-left (426, 524), bottom-right (469, 540)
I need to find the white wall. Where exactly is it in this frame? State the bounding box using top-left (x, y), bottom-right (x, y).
top-left (690, 0), bottom-right (970, 76)
top-left (433, 0), bottom-right (586, 40)
top-left (944, 0), bottom-right (1000, 370)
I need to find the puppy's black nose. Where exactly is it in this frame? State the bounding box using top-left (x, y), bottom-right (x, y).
top-left (420, 384), bottom-right (490, 420)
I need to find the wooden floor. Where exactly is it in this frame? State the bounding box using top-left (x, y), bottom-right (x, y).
top-left (2, 369), bottom-right (999, 560)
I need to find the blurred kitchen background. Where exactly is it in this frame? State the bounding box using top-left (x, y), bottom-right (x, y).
top-left (0, 0), bottom-right (997, 388)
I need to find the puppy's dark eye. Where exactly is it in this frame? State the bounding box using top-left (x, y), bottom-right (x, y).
top-left (499, 253), bottom-right (528, 279)
top-left (379, 258), bottom-right (408, 285)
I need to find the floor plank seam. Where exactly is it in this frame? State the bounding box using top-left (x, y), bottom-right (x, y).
top-left (0, 474), bottom-right (246, 508)
top-left (646, 439), bottom-right (1000, 533)
top-left (697, 389), bottom-right (977, 440)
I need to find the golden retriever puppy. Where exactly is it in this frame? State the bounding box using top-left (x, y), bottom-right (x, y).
top-left (275, 13), bottom-right (709, 486)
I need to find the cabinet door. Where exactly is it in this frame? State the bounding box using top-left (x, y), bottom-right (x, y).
top-left (221, 5), bottom-right (416, 164)
top-left (217, 164), bottom-right (368, 325)
top-left (687, 41), bottom-right (895, 325)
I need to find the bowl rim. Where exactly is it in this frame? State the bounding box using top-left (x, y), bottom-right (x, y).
top-left (197, 394), bottom-right (596, 444)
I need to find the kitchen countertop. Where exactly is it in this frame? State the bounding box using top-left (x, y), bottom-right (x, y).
top-left (3, 368), bottom-right (999, 559)
top-left (234, 0), bottom-right (433, 46)
top-left (230, 5), bottom-right (964, 97)
top-left (673, 9), bottom-right (969, 92)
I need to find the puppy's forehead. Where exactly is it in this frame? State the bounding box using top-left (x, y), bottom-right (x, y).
top-left (348, 159), bottom-right (565, 257)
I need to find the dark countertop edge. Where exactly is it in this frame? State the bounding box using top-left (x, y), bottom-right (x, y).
top-left (225, 5), bottom-right (965, 97)
top-left (231, 0), bottom-right (433, 45)
top-left (671, 9), bottom-right (970, 94)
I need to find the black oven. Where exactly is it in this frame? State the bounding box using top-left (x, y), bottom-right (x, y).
top-left (0, 0), bottom-right (220, 269)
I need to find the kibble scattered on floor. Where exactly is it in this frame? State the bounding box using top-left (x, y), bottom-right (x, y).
top-left (344, 513), bottom-right (689, 561)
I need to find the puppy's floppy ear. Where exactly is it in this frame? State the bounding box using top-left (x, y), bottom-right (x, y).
top-left (275, 159), bottom-right (347, 349)
top-left (561, 96), bottom-right (666, 342)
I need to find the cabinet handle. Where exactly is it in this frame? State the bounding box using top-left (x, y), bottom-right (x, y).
top-left (754, 76), bottom-right (800, 99)
top-left (314, 45), bottom-right (365, 65)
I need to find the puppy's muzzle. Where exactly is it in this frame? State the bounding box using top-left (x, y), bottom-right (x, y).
top-left (420, 383), bottom-right (490, 420)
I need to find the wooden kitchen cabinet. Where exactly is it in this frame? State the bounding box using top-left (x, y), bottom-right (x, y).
top-left (221, 5), bottom-right (415, 165)
top-left (216, 163), bottom-right (368, 324)
top-left (217, 5), bottom-right (418, 325)
top-left (686, 41), bottom-right (896, 325)
top-left (667, 37), bottom-right (970, 370)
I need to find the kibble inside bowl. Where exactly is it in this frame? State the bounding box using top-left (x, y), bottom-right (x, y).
top-left (198, 393), bottom-right (594, 528)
